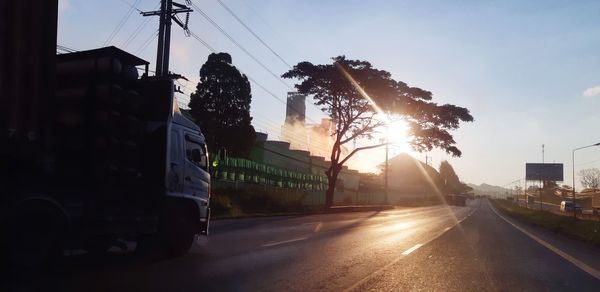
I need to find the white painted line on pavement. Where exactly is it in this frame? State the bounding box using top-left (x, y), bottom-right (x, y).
top-left (314, 222), bottom-right (323, 233)
top-left (344, 202), bottom-right (481, 292)
top-left (401, 244), bottom-right (423, 255)
top-left (301, 222), bottom-right (320, 225)
top-left (261, 237), bottom-right (308, 248)
top-left (489, 201), bottom-right (600, 280)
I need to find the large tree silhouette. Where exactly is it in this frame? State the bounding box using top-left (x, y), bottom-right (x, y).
top-left (282, 56), bottom-right (473, 208)
top-left (189, 52), bottom-right (256, 158)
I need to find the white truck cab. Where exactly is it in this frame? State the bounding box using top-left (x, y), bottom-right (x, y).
top-left (168, 109), bottom-right (211, 235)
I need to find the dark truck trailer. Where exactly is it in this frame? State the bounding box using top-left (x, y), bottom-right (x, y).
top-left (1, 47), bottom-right (210, 267)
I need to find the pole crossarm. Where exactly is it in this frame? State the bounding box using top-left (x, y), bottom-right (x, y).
top-left (141, 8), bottom-right (192, 17)
top-left (140, 0), bottom-right (192, 76)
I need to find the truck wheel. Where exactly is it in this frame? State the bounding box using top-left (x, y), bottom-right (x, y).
top-left (160, 203), bottom-right (196, 257)
top-left (84, 237), bottom-right (112, 256)
top-left (3, 201), bottom-right (67, 270)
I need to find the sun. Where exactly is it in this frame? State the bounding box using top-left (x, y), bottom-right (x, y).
top-left (386, 119), bottom-right (412, 154)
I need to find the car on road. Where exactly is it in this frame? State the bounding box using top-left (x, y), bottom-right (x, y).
top-left (559, 201), bottom-right (582, 213)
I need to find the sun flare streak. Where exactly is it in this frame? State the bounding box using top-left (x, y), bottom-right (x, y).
top-left (410, 159), bottom-right (466, 238)
top-left (335, 62), bottom-right (385, 116)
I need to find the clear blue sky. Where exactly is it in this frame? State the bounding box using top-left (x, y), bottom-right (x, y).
top-left (58, 0), bottom-right (600, 188)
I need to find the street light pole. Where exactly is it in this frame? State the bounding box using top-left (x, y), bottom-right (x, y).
top-left (572, 142), bottom-right (600, 219)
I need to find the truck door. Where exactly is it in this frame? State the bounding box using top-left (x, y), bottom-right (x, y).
top-left (167, 128), bottom-right (184, 194)
top-left (182, 133), bottom-right (210, 199)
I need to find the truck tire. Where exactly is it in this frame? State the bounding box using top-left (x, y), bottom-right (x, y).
top-left (2, 200), bottom-right (68, 270)
top-left (84, 237), bottom-right (112, 256)
top-left (159, 201), bottom-right (196, 257)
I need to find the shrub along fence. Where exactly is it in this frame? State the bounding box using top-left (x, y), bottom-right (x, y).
top-left (208, 157), bottom-right (405, 217)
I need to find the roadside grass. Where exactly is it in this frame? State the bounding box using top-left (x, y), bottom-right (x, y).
top-left (210, 187), bottom-right (316, 219)
top-left (491, 199), bottom-right (600, 245)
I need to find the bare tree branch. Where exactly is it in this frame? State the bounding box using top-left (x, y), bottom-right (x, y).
top-left (339, 143), bottom-right (387, 166)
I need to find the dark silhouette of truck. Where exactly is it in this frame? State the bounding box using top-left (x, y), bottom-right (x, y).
top-left (2, 2), bottom-right (212, 267)
top-left (2, 47), bottom-right (211, 267)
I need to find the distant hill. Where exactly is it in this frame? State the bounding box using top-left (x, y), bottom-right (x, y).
top-left (467, 183), bottom-right (508, 197)
top-left (383, 153), bottom-right (443, 199)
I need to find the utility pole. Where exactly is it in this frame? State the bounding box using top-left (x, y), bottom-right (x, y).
top-left (384, 134), bottom-right (389, 205)
top-left (142, 0), bottom-right (193, 76)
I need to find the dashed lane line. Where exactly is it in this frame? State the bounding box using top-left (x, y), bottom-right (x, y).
top-left (401, 244), bottom-right (423, 255)
top-left (261, 237), bottom-right (308, 248)
top-left (344, 204), bottom-right (479, 292)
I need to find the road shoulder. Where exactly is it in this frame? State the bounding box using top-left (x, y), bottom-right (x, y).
top-left (353, 199), bottom-right (598, 291)
top-left (488, 200), bottom-right (600, 279)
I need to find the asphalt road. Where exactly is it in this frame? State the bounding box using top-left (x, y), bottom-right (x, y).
top-left (6, 198), bottom-right (599, 291)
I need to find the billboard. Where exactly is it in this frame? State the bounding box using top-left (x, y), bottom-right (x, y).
top-left (525, 163), bottom-right (564, 181)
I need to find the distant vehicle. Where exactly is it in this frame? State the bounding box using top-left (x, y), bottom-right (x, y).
top-left (2, 47), bottom-right (211, 267)
top-left (444, 194), bottom-right (467, 206)
top-left (560, 201), bottom-right (582, 213)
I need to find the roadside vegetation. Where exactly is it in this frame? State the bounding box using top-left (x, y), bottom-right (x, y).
top-left (491, 199), bottom-right (600, 245)
top-left (210, 187), bottom-right (313, 218)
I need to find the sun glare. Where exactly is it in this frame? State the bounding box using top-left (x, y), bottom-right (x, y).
top-left (387, 120), bottom-right (408, 143)
top-left (385, 119), bottom-right (411, 154)
top-left (344, 118), bottom-right (414, 173)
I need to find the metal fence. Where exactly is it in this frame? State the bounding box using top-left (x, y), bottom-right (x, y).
top-left (212, 157), bottom-right (329, 191)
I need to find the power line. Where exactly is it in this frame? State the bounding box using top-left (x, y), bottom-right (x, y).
top-left (104, 0), bottom-right (141, 46)
top-left (208, 1), bottom-right (324, 125)
top-left (122, 2), bottom-right (160, 49)
top-left (170, 70), bottom-right (327, 153)
top-left (184, 5), bottom-right (325, 126)
top-left (215, 0), bottom-right (292, 68)
top-left (135, 29), bottom-right (159, 55)
top-left (175, 79), bottom-right (196, 93)
top-left (190, 2), bottom-right (293, 90)
top-left (184, 27), bottom-right (319, 125)
top-left (118, 0), bottom-right (143, 11)
top-left (576, 157), bottom-right (600, 167)
top-left (57, 44), bottom-right (77, 53)
top-left (188, 29), bottom-right (217, 52)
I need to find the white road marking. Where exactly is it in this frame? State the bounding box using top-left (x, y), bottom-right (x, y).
top-left (401, 244), bottom-right (423, 255)
top-left (344, 203), bottom-right (480, 292)
top-left (314, 222), bottom-right (323, 233)
top-left (302, 222), bottom-right (320, 225)
top-left (489, 200), bottom-right (600, 280)
top-left (261, 237), bottom-right (308, 247)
